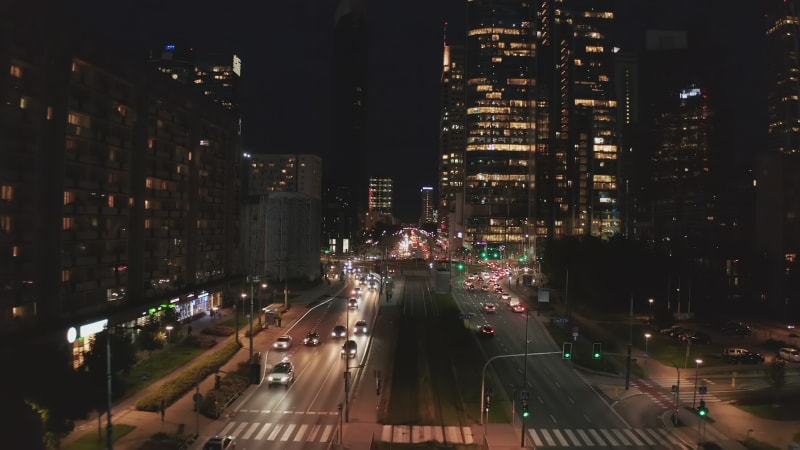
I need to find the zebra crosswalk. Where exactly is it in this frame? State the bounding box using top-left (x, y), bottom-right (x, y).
top-left (218, 421), bottom-right (336, 443)
top-left (527, 428), bottom-right (684, 447)
top-left (378, 425), bottom-right (475, 445)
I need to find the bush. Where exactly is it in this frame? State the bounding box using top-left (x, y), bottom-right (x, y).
top-left (202, 325), bottom-right (235, 336)
top-left (134, 339), bottom-right (242, 411)
top-left (136, 432), bottom-right (192, 450)
top-left (199, 373), bottom-right (250, 418)
top-left (185, 335), bottom-right (217, 349)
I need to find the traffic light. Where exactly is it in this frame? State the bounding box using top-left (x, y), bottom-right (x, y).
top-left (214, 374), bottom-right (221, 390)
top-left (522, 400), bottom-right (530, 418)
top-left (484, 395), bottom-right (491, 412)
top-left (697, 400), bottom-right (708, 417)
top-left (592, 342), bottom-right (602, 359)
top-left (562, 342), bottom-right (572, 359)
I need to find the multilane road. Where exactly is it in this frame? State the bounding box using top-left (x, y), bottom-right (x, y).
top-left (210, 277), bottom-right (381, 450)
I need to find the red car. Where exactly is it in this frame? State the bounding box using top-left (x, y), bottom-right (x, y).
top-left (478, 324), bottom-right (495, 337)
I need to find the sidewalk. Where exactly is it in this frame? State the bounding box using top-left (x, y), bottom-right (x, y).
top-left (62, 280), bottom-right (345, 450)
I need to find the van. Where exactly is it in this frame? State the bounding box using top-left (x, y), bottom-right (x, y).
top-left (507, 297), bottom-right (520, 308)
top-left (778, 347), bottom-right (800, 363)
top-left (722, 347), bottom-right (749, 361)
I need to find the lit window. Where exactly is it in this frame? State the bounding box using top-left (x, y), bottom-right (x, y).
top-left (64, 191), bottom-right (75, 205)
top-left (1, 185), bottom-right (13, 201)
top-left (107, 195), bottom-right (114, 208)
top-left (62, 269), bottom-right (70, 282)
top-left (62, 217), bottom-right (73, 230)
top-left (145, 218), bottom-right (152, 229)
top-left (19, 97), bottom-right (28, 109)
top-left (12, 245), bottom-right (20, 257)
top-left (9, 64), bottom-right (22, 78)
top-left (144, 200), bottom-right (151, 209)
top-left (46, 106), bottom-right (53, 120)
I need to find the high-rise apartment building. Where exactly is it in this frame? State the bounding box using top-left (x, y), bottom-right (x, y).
top-left (0, 12), bottom-right (241, 354)
top-left (241, 154), bottom-right (322, 279)
top-left (461, 1), bottom-right (619, 260)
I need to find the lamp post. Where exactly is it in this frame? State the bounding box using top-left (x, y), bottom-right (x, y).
top-left (165, 325), bottom-right (173, 345)
top-left (644, 333), bottom-right (651, 364)
top-left (521, 311), bottom-right (529, 447)
top-left (693, 359), bottom-right (703, 408)
top-left (648, 298), bottom-right (654, 322)
top-left (260, 283), bottom-right (267, 326)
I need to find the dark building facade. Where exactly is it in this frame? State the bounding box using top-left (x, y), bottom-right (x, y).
top-left (0, 8), bottom-right (242, 357)
top-left (325, 0), bottom-right (369, 253)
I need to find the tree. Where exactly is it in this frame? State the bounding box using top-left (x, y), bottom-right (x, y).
top-left (138, 318), bottom-right (165, 363)
top-left (764, 361), bottom-right (787, 406)
top-left (82, 329), bottom-right (137, 439)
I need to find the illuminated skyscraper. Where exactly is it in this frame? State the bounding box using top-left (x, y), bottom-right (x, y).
top-left (368, 177), bottom-right (393, 215)
top-left (462, 0), bottom-right (619, 260)
top-left (420, 187), bottom-right (435, 226)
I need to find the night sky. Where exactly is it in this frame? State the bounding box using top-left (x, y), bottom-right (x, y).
top-left (70, 0), bottom-right (764, 224)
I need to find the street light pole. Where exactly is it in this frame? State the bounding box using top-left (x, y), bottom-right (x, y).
top-left (644, 333), bottom-right (651, 364)
top-left (625, 295), bottom-right (633, 390)
top-left (693, 359), bottom-right (703, 408)
top-left (648, 298), bottom-right (654, 322)
top-left (521, 312), bottom-right (529, 447)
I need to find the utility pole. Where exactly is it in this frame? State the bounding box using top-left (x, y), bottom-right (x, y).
top-left (625, 295), bottom-right (633, 390)
top-left (106, 327), bottom-right (113, 450)
top-left (521, 312), bottom-right (529, 447)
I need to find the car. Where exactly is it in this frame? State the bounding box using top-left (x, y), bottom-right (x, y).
top-left (722, 321), bottom-right (751, 336)
top-left (466, 284), bottom-right (477, 292)
top-left (500, 293), bottom-right (511, 302)
top-left (483, 302), bottom-right (497, 313)
top-left (689, 332), bottom-right (712, 344)
top-left (302, 331), bottom-right (320, 346)
top-left (348, 297), bottom-right (359, 309)
top-left (478, 324), bottom-right (495, 337)
top-left (481, 284), bottom-right (490, 292)
top-left (778, 347), bottom-right (800, 362)
top-left (737, 351), bottom-right (765, 365)
top-left (341, 339), bottom-right (357, 358)
top-left (494, 285), bottom-right (504, 293)
top-left (511, 304), bottom-right (526, 313)
top-left (273, 335), bottom-right (292, 350)
top-left (203, 435), bottom-right (236, 450)
top-left (332, 325), bottom-right (347, 338)
top-left (354, 320), bottom-right (368, 333)
top-left (267, 359), bottom-right (294, 386)
top-left (722, 347), bottom-right (750, 361)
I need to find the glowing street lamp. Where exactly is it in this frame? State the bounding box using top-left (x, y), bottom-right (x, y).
top-left (165, 325), bottom-right (174, 344)
top-left (644, 333), bottom-right (651, 364)
top-left (648, 298), bottom-right (654, 321)
top-left (693, 359), bottom-right (703, 408)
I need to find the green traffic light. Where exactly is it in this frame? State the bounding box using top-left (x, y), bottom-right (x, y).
top-left (698, 408), bottom-right (707, 416)
top-left (593, 352), bottom-right (600, 359)
top-left (522, 410), bottom-right (530, 418)
top-left (565, 353), bottom-right (571, 358)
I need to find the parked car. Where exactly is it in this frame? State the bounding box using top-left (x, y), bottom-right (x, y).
top-left (689, 332), bottom-right (712, 344)
top-left (722, 322), bottom-right (751, 336)
top-left (737, 351), bottom-right (765, 365)
top-left (722, 347), bottom-right (750, 362)
top-left (778, 347), bottom-right (800, 362)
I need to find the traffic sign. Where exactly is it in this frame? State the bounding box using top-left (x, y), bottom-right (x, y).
top-left (699, 386), bottom-right (707, 395)
top-left (485, 387), bottom-right (493, 397)
top-left (671, 385), bottom-right (678, 393)
top-left (193, 392), bottom-right (203, 406)
top-left (520, 390), bottom-right (530, 400)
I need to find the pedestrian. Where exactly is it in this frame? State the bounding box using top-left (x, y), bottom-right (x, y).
top-left (188, 325), bottom-right (193, 336)
top-left (160, 399), bottom-right (165, 421)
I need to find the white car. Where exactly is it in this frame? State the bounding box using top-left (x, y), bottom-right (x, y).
top-left (273, 335), bottom-right (292, 350)
top-left (354, 320), bottom-right (368, 334)
top-left (500, 293), bottom-right (511, 302)
top-left (267, 359), bottom-right (294, 386)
